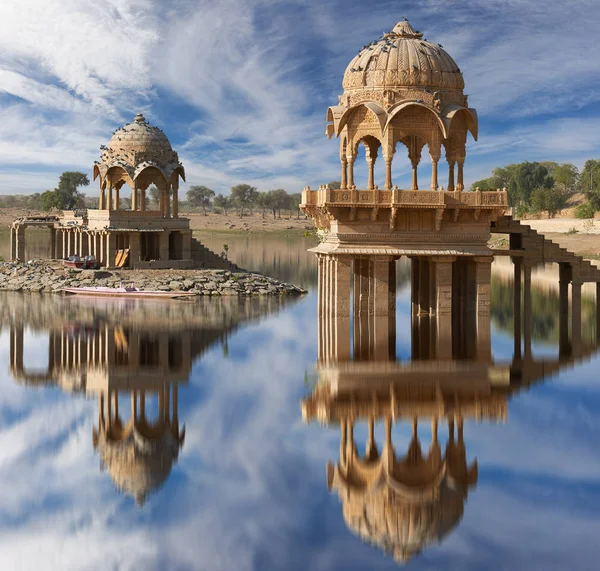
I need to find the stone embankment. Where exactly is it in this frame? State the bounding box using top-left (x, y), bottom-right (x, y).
top-left (0, 261), bottom-right (307, 296)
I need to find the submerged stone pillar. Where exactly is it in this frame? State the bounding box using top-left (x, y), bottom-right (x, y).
top-left (474, 256), bottom-right (493, 361)
top-left (353, 258), bottom-right (371, 360)
top-left (331, 256), bottom-right (352, 360)
top-left (434, 256), bottom-right (455, 359)
top-left (596, 282), bottom-right (600, 344)
top-left (523, 263), bottom-right (532, 359)
top-left (372, 256), bottom-right (396, 360)
top-left (411, 257), bottom-right (420, 317)
top-left (418, 258), bottom-right (430, 315)
top-left (513, 257), bottom-right (522, 360)
top-left (572, 280), bottom-right (583, 356)
top-left (559, 263), bottom-right (571, 356)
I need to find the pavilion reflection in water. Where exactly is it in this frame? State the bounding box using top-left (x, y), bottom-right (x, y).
top-left (3, 293), bottom-right (292, 505)
top-left (303, 267), bottom-right (599, 564)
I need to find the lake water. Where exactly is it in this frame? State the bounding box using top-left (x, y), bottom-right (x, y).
top-left (0, 234), bottom-right (599, 570)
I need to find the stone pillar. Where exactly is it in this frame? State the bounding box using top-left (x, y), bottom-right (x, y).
top-left (372, 257), bottom-right (395, 360)
top-left (353, 258), bottom-right (371, 360)
top-left (559, 263), bottom-right (570, 357)
top-left (385, 158), bottom-right (393, 190)
top-left (447, 161), bottom-right (455, 192)
top-left (318, 256), bottom-right (325, 361)
top-left (347, 155), bottom-right (355, 189)
top-left (132, 186), bottom-right (138, 211)
top-left (166, 185), bottom-right (171, 218)
top-left (140, 188), bottom-right (146, 211)
top-left (50, 229), bottom-right (56, 260)
top-left (513, 257), bottom-right (522, 360)
top-left (15, 226), bottom-right (25, 261)
top-left (474, 256), bottom-right (493, 361)
top-left (430, 158), bottom-right (439, 190)
top-left (129, 232), bottom-right (141, 267)
top-left (99, 187), bottom-right (105, 210)
top-left (172, 181), bottom-right (179, 218)
top-left (434, 257), bottom-right (454, 359)
top-left (159, 187), bottom-right (165, 216)
top-left (523, 263), bottom-right (532, 359)
top-left (411, 257), bottom-right (420, 317)
top-left (159, 231), bottom-right (170, 262)
top-left (411, 161), bottom-right (418, 191)
top-left (114, 186), bottom-right (120, 210)
top-left (572, 280), bottom-right (582, 356)
top-left (9, 228), bottom-right (15, 261)
top-left (331, 256), bottom-right (352, 360)
top-left (107, 185), bottom-right (113, 211)
top-left (367, 157), bottom-right (375, 190)
top-left (62, 230), bottom-right (67, 259)
top-left (456, 159), bottom-right (465, 191)
top-left (106, 233), bottom-right (116, 268)
top-left (341, 158), bottom-right (348, 189)
top-left (418, 258), bottom-right (430, 315)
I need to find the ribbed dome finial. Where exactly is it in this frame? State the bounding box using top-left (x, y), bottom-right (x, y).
top-left (134, 113), bottom-right (145, 123)
top-left (392, 19), bottom-right (423, 39)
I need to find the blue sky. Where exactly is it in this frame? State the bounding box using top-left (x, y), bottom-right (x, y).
top-left (1, 0), bottom-right (600, 195)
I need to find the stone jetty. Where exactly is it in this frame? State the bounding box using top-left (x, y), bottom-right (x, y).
top-left (0, 261), bottom-right (307, 296)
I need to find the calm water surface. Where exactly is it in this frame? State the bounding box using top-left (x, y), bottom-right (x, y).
top-left (0, 234), bottom-right (599, 570)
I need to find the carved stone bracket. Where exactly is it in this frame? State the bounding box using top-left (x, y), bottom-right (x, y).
top-left (390, 207), bottom-right (398, 231)
top-left (371, 207), bottom-right (379, 221)
top-left (435, 209), bottom-right (444, 231)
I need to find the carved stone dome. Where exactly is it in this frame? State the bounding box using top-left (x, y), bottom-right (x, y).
top-left (107, 113), bottom-right (173, 155)
top-left (342, 20), bottom-right (464, 94)
top-left (94, 424), bottom-right (182, 506)
top-left (342, 482), bottom-right (465, 564)
top-left (94, 113), bottom-right (185, 186)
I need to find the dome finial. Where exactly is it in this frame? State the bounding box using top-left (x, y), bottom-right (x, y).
top-left (134, 113), bottom-right (145, 123)
top-left (392, 19), bottom-right (423, 39)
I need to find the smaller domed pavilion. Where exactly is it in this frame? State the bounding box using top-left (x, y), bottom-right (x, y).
top-left (9, 114), bottom-right (215, 269)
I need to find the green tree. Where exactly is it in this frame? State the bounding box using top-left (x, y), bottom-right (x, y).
top-left (579, 159), bottom-right (600, 210)
top-left (230, 184), bottom-right (258, 217)
top-left (54, 171), bottom-right (89, 209)
top-left (530, 185), bottom-right (570, 218)
top-left (255, 191), bottom-right (272, 218)
top-left (214, 194), bottom-right (232, 215)
top-left (289, 192), bottom-right (302, 219)
top-left (187, 185), bottom-right (215, 215)
top-left (266, 189), bottom-right (288, 219)
top-left (327, 180), bottom-right (341, 189)
top-left (41, 190), bottom-right (59, 211)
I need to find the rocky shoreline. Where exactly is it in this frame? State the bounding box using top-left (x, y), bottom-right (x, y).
top-left (0, 261), bottom-right (307, 296)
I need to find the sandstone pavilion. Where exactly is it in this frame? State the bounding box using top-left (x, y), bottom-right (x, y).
top-left (9, 113), bottom-right (226, 269)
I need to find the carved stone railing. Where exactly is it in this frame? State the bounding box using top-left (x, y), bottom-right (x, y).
top-left (301, 185), bottom-right (508, 209)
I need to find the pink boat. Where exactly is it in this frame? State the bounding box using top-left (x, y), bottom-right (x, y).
top-left (62, 283), bottom-right (196, 299)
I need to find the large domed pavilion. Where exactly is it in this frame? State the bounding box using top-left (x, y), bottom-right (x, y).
top-left (300, 19), bottom-right (508, 364)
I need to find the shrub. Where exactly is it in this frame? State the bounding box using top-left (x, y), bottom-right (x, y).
top-left (575, 202), bottom-right (596, 219)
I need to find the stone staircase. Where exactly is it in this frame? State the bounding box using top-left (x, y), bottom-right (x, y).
top-left (491, 215), bottom-right (600, 283)
top-left (191, 238), bottom-right (238, 270)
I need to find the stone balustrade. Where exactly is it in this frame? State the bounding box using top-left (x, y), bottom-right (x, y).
top-left (301, 185), bottom-right (508, 209)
